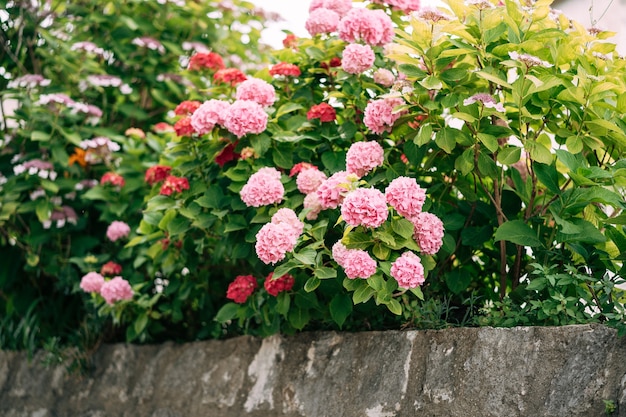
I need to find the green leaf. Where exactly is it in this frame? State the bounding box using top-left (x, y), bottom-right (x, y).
top-left (215, 302), bottom-right (240, 323)
top-left (329, 293), bottom-right (352, 328)
top-left (272, 147), bottom-right (293, 169)
top-left (314, 267), bottom-right (337, 279)
top-left (398, 63), bottom-right (427, 78)
top-left (288, 307), bottom-right (310, 330)
top-left (565, 136), bottom-right (583, 154)
top-left (435, 127), bottom-right (457, 153)
top-left (31, 130), bottom-right (50, 142)
top-left (224, 214), bottom-right (248, 232)
top-left (294, 249), bottom-right (317, 265)
top-left (455, 148), bottom-right (474, 175)
top-left (446, 270), bottom-right (472, 294)
top-left (352, 284), bottom-right (375, 304)
top-left (497, 146), bottom-right (521, 165)
top-left (35, 200), bottom-right (51, 222)
top-left (273, 259), bottom-right (300, 278)
top-left (419, 75), bottom-right (443, 90)
top-left (372, 243), bottom-right (391, 260)
top-left (475, 70), bottom-right (513, 89)
top-left (533, 162), bottom-right (560, 195)
top-left (410, 286), bottom-right (424, 300)
top-left (134, 313), bottom-right (149, 335)
top-left (167, 216), bottom-right (190, 235)
top-left (494, 220), bottom-right (543, 247)
top-left (276, 292), bottom-right (291, 317)
top-left (414, 124), bottom-right (433, 147)
top-left (275, 103), bottom-right (304, 119)
top-left (526, 140), bottom-right (553, 165)
top-left (477, 133), bottom-right (499, 153)
top-left (304, 276), bottom-right (321, 292)
top-left (385, 299), bottom-right (402, 315)
top-left (391, 218), bottom-right (414, 239)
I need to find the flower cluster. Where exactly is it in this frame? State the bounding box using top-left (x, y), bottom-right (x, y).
top-left (307, 103), bottom-right (336, 122)
top-left (413, 212), bottom-right (445, 255)
top-left (188, 52), bottom-right (225, 71)
top-left (214, 68), bottom-right (247, 85)
top-left (223, 100), bottom-right (268, 138)
top-left (269, 62), bottom-right (301, 77)
top-left (341, 188), bottom-right (389, 228)
top-left (385, 176), bottom-right (426, 220)
top-left (190, 99), bottom-right (230, 135)
top-left (296, 166), bottom-right (327, 194)
top-left (240, 167), bottom-right (284, 207)
top-left (106, 221), bottom-right (131, 242)
top-left (338, 8), bottom-right (394, 47)
top-left (390, 251), bottom-right (424, 288)
top-left (306, 8), bottom-right (341, 36)
top-left (346, 141), bottom-right (384, 177)
top-left (341, 43), bottom-right (375, 74)
top-left (363, 97), bottom-right (406, 134)
top-left (235, 78), bottom-right (276, 107)
top-left (226, 275), bottom-right (258, 303)
top-left (264, 272), bottom-right (295, 296)
top-left (174, 100), bottom-right (202, 116)
top-left (332, 242), bottom-right (377, 279)
top-left (101, 172), bottom-right (125, 187)
top-left (255, 208), bottom-right (303, 265)
top-left (80, 273), bottom-right (133, 304)
top-left (160, 175), bottom-right (189, 196)
top-left (145, 165), bottom-right (172, 186)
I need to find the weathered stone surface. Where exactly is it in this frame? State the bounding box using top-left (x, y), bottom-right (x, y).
top-left (1, 325), bottom-right (626, 416)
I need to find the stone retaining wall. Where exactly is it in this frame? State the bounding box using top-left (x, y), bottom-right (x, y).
top-left (2, 325), bottom-right (626, 416)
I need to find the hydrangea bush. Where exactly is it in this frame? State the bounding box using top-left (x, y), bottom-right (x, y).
top-left (3, 0), bottom-right (626, 350)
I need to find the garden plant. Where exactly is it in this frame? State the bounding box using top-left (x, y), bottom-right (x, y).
top-left (2, 0), bottom-right (626, 358)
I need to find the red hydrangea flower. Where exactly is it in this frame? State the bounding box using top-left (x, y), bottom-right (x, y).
top-left (174, 117), bottom-right (196, 137)
top-left (100, 261), bottom-right (123, 276)
top-left (159, 175), bottom-right (190, 196)
top-left (214, 68), bottom-right (247, 86)
top-left (145, 165), bottom-right (172, 186)
top-left (283, 33), bottom-right (298, 48)
top-left (215, 142), bottom-right (241, 167)
top-left (188, 52), bottom-right (225, 71)
top-left (153, 122), bottom-right (174, 133)
top-left (329, 57), bottom-right (342, 67)
top-left (226, 275), bottom-right (258, 304)
top-left (269, 62), bottom-right (301, 77)
top-left (174, 100), bottom-right (202, 116)
top-left (307, 103), bottom-right (336, 122)
top-left (264, 272), bottom-right (295, 296)
top-left (100, 172), bottom-right (125, 187)
top-left (289, 162), bottom-right (317, 177)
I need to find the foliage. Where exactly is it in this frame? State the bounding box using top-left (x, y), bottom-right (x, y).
top-left (2, 0), bottom-right (626, 352)
top-left (0, 0), bottom-right (273, 350)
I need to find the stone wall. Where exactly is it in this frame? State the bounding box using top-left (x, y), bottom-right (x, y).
top-left (2, 325), bottom-right (626, 417)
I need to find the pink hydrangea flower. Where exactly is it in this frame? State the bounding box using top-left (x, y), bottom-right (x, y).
top-left (297, 167), bottom-right (327, 194)
top-left (226, 275), bottom-right (258, 303)
top-left (235, 78), bottom-right (276, 107)
top-left (341, 44), bottom-right (375, 74)
top-left (373, 68), bottom-right (395, 87)
top-left (341, 188), bottom-right (389, 228)
top-left (385, 176), bottom-right (426, 220)
top-left (80, 272), bottom-right (105, 293)
top-left (223, 100), bottom-right (268, 138)
top-left (332, 241), bottom-right (351, 267)
top-left (306, 8), bottom-right (340, 36)
top-left (371, 0), bottom-right (421, 13)
top-left (303, 192), bottom-right (323, 220)
top-left (390, 251), bottom-right (425, 288)
top-left (346, 141), bottom-right (384, 178)
top-left (338, 8), bottom-right (394, 46)
top-left (240, 167), bottom-right (284, 207)
top-left (363, 97), bottom-right (406, 134)
top-left (309, 0), bottom-right (352, 17)
top-left (413, 212), bottom-right (445, 255)
top-left (190, 99), bottom-right (230, 135)
top-left (317, 171), bottom-right (354, 209)
top-left (343, 249), bottom-right (377, 279)
top-left (255, 222), bottom-right (299, 264)
top-left (271, 208), bottom-right (304, 238)
top-left (106, 221), bottom-right (131, 242)
top-left (100, 276), bottom-right (134, 304)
